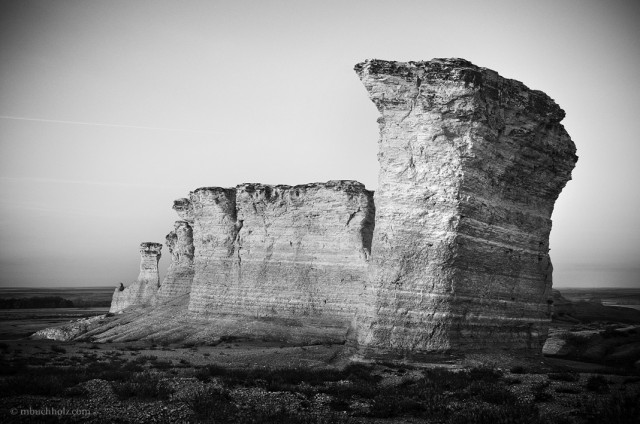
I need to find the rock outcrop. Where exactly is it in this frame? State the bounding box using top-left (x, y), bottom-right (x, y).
top-left (354, 59), bottom-right (577, 355)
top-left (110, 242), bottom-right (162, 313)
top-left (47, 58), bottom-right (577, 356)
top-left (187, 181), bottom-right (374, 338)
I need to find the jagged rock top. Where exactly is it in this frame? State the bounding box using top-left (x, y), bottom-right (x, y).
top-left (139, 242), bottom-right (162, 255)
top-left (355, 58), bottom-right (566, 124)
top-left (191, 180), bottom-right (370, 195)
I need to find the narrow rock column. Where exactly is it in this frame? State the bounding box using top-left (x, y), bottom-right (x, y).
top-left (187, 187), bottom-right (238, 314)
top-left (138, 242), bottom-right (163, 287)
top-left (109, 242), bottom-right (162, 313)
top-left (355, 59), bottom-right (578, 355)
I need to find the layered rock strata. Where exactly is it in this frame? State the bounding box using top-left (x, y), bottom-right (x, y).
top-left (74, 58), bottom-right (577, 354)
top-left (110, 242), bottom-right (162, 313)
top-left (187, 181), bottom-right (374, 334)
top-left (354, 59), bottom-right (577, 355)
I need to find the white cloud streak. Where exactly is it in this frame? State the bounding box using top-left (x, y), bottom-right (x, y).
top-left (0, 115), bottom-right (228, 135)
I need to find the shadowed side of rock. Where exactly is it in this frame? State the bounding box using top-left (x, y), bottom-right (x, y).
top-left (355, 59), bottom-right (577, 356)
top-left (156, 220), bottom-right (195, 300)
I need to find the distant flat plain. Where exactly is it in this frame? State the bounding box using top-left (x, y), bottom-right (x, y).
top-left (557, 287), bottom-right (640, 311)
top-left (0, 286), bottom-right (113, 339)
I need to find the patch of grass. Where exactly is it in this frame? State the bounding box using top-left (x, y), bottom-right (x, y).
top-left (510, 365), bottom-right (528, 374)
top-left (584, 389), bottom-right (640, 424)
top-left (135, 354), bottom-right (158, 363)
top-left (194, 363), bottom-right (378, 389)
top-left (124, 345), bottom-right (144, 351)
top-left (186, 386), bottom-right (237, 423)
top-left (112, 371), bottom-right (173, 401)
top-left (548, 372), bottom-right (579, 382)
top-left (449, 402), bottom-right (543, 424)
top-left (0, 365), bottom-right (84, 396)
top-left (555, 385), bottom-right (582, 394)
top-left (532, 381), bottom-right (553, 402)
top-left (50, 345), bottom-right (67, 354)
top-left (151, 359), bottom-right (173, 370)
top-left (585, 375), bottom-right (609, 393)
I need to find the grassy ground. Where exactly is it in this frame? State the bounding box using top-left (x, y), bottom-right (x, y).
top-left (0, 339), bottom-right (639, 423)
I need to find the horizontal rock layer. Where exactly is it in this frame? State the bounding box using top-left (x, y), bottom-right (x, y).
top-left (355, 58), bottom-right (577, 355)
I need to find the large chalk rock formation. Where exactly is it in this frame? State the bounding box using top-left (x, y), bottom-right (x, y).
top-left (354, 59), bottom-right (577, 355)
top-left (110, 242), bottom-right (162, 313)
top-left (59, 58), bottom-right (576, 355)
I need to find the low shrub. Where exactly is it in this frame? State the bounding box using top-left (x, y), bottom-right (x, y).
top-left (532, 381), bottom-right (553, 402)
top-left (584, 389), bottom-right (640, 424)
top-left (194, 363), bottom-right (378, 390)
top-left (151, 359), bottom-right (173, 370)
top-left (50, 345), bottom-right (67, 354)
top-left (510, 365), bottom-right (527, 374)
top-left (585, 375), bottom-right (609, 393)
top-left (186, 386), bottom-right (237, 423)
top-left (449, 402), bottom-right (542, 424)
top-left (555, 385), bottom-right (582, 394)
top-left (112, 371), bottom-right (173, 401)
top-left (548, 372), bottom-right (579, 382)
top-left (0, 362), bottom-right (99, 397)
top-left (136, 354), bottom-right (158, 362)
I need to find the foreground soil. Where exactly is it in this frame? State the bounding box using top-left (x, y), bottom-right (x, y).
top-left (1, 338), bottom-right (639, 423)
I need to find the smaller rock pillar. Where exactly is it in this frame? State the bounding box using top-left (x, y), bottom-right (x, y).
top-left (109, 242), bottom-right (163, 313)
top-left (138, 242), bottom-right (163, 288)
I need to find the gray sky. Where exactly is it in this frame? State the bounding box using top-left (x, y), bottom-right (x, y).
top-left (1, 0), bottom-right (639, 288)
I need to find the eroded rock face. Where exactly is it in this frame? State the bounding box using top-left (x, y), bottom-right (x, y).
top-left (187, 181), bottom-right (374, 336)
top-left (157, 221), bottom-right (195, 300)
top-left (110, 242), bottom-right (162, 313)
top-left (354, 59), bottom-right (577, 355)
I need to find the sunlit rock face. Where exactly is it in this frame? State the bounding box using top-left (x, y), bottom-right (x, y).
top-left (187, 181), bottom-right (375, 335)
top-left (110, 242), bottom-right (162, 313)
top-left (354, 59), bottom-right (577, 355)
top-left (157, 221), bottom-right (195, 301)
